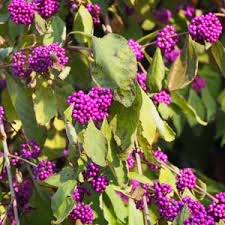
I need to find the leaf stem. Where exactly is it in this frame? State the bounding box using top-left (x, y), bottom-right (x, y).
top-left (0, 121), bottom-right (20, 225)
top-left (67, 45), bottom-right (93, 53)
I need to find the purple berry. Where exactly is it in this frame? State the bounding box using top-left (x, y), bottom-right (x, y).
top-left (164, 48), bottom-right (181, 63)
top-left (192, 76), bottom-right (206, 93)
top-left (149, 150), bottom-right (168, 170)
top-left (73, 184), bottom-right (91, 201)
top-left (82, 162), bottom-right (100, 180)
top-left (33, 159), bottom-right (55, 180)
top-left (90, 175), bottom-right (109, 193)
top-left (208, 192), bottom-right (225, 222)
top-left (127, 150), bottom-right (135, 170)
top-left (20, 140), bottom-right (41, 159)
top-left (12, 52), bottom-right (32, 78)
top-left (128, 39), bottom-right (144, 61)
top-left (136, 72), bottom-right (147, 91)
top-left (153, 90), bottom-right (171, 106)
top-left (157, 25), bottom-right (179, 53)
top-left (67, 87), bottom-right (113, 124)
top-left (175, 3), bottom-right (195, 19)
top-left (34, 0), bottom-right (60, 18)
top-left (86, 4), bottom-right (101, 24)
top-left (154, 8), bottom-right (172, 23)
top-left (69, 202), bottom-right (94, 224)
top-left (188, 13), bottom-right (222, 44)
top-left (63, 149), bottom-right (69, 156)
top-left (176, 168), bottom-right (197, 192)
top-left (8, 0), bottom-right (37, 24)
top-left (0, 106), bottom-right (4, 121)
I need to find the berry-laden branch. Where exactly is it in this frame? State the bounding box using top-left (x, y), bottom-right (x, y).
top-left (0, 121), bottom-right (20, 225)
top-left (134, 140), bottom-right (151, 225)
top-left (8, 153), bottom-right (37, 167)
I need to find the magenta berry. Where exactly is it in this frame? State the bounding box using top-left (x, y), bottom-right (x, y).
top-left (128, 39), bottom-right (144, 61)
top-left (135, 183), bottom-right (152, 210)
top-left (154, 8), bottom-right (172, 23)
top-left (69, 202), bottom-right (94, 224)
top-left (82, 162), bottom-right (100, 180)
top-left (11, 152), bottom-right (19, 166)
top-left (164, 48), bottom-right (181, 63)
top-left (8, 0), bottom-right (37, 24)
top-left (192, 76), bottom-right (206, 93)
top-left (156, 25), bottom-right (179, 53)
top-left (90, 175), bottom-right (109, 193)
top-left (12, 52), bottom-right (32, 78)
top-left (136, 72), bottom-right (147, 91)
top-left (175, 3), bottom-right (195, 19)
top-left (20, 140), bottom-right (41, 159)
top-left (73, 185), bottom-right (91, 201)
top-left (149, 150), bottom-right (168, 170)
top-left (33, 159), bottom-right (55, 180)
top-left (0, 106), bottom-right (4, 121)
top-left (188, 13), bottom-right (222, 44)
top-left (208, 192), bottom-right (225, 222)
top-left (34, 0), bottom-right (60, 18)
top-left (86, 4), bottom-right (101, 24)
top-left (67, 87), bottom-right (113, 124)
top-left (153, 90), bottom-right (171, 106)
top-left (63, 149), bottom-right (69, 156)
top-left (176, 168), bottom-right (197, 191)
top-left (127, 150), bottom-right (135, 169)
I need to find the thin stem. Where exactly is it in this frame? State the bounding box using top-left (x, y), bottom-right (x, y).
top-left (0, 122), bottom-right (20, 225)
top-left (134, 141), bottom-right (151, 225)
top-left (104, 12), bottom-right (112, 33)
top-left (67, 45), bottom-right (93, 53)
top-left (8, 153), bottom-right (37, 167)
top-left (138, 62), bottom-right (147, 74)
top-left (215, 13), bottom-right (225, 17)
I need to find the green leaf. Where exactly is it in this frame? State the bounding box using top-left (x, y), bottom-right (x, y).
top-left (128, 172), bottom-right (153, 185)
top-left (52, 181), bottom-right (76, 224)
top-left (0, 47), bottom-right (13, 60)
top-left (172, 204), bottom-right (191, 225)
top-left (83, 120), bottom-right (108, 166)
top-left (18, 34), bottom-right (36, 49)
top-left (137, 30), bottom-right (158, 44)
top-left (45, 167), bottom-right (78, 188)
top-left (171, 92), bottom-right (207, 126)
top-left (159, 166), bottom-right (177, 194)
top-left (218, 88), bottom-right (225, 113)
top-left (101, 119), bottom-right (129, 186)
top-left (34, 12), bottom-right (47, 35)
top-left (201, 87), bottom-right (217, 121)
top-left (73, 5), bottom-right (93, 43)
top-left (216, 220), bottom-right (225, 225)
top-left (191, 179), bottom-right (207, 200)
top-left (168, 36), bottom-right (198, 91)
top-left (147, 47), bottom-right (165, 92)
top-left (128, 199), bottom-right (144, 225)
top-left (187, 89), bottom-right (206, 127)
top-left (105, 185), bottom-right (128, 224)
top-left (7, 75), bottom-right (46, 146)
top-left (210, 41), bottom-right (225, 77)
top-left (43, 16), bottom-right (66, 45)
top-left (33, 82), bottom-right (57, 125)
top-left (109, 101), bottom-right (139, 158)
top-left (91, 33), bottom-right (137, 107)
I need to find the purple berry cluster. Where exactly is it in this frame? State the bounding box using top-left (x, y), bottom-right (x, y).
top-left (153, 90), bottom-right (171, 106)
top-left (67, 87), bottom-right (113, 124)
top-left (154, 8), bottom-right (172, 23)
top-left (188, 13), bottom-right (222, 44)
top-left (128, 39), bottom-right (144, 61)
top-left (8, 0), bottom-right (37, 24)
top-left (69, 202), bottom-right (94, 224)
top-left (153, 181), bottom-right (184, 221)
top-left (28, 43), bottom-right (68, 73)
top-left (0, 105), bottom-right (4, 121)
top-left (136, 72), bottom-right (147, 91)
top-left (73, 184), bottom-right (91, 201)
top-left (156, 25), bottom-right (179, 53)
top-left (11, 152), bottom-right (19, 166)
top-left (175, 3), bottom-right (195, 19)
top-left (12, 52), bottom-right (32, 78)
top-left (20, 140), bottom-right (41, 159)
top-left (33, 159), bottom-right (55, 180)
top-left (82, 162), bottom-right (109, 193)
top-left (183, 197), bottom-right (215, 225)
top-left (164, 48), bottom-right (181, 63)
top-left (127, 150), bottom-right (136, 169)
top-left (192, 76), bottom-right (206, 93)
top-left (148, 149), bottom-right (168, 170)
top-left (208, 192), bottom-right (225, 222)
top-left (176, 168), bottom-right (197, 191)
top-left (86, 4), bottom-right (101, 24)
top-left (34, 0), bottom-right (60, 18)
